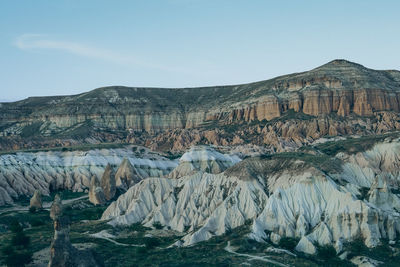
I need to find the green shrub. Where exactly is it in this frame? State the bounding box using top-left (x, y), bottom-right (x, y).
top-left (11, 231), bottom-right (30, 248)
top-left (346, 237), bottom-right (368, 256)
top-left (28, 206), bottom-right (37, 213)
top-left (279, 237), bottom-right (298, 250)
top-left (136, 246), bottom-right (147, 254)
top-left (144, 237), bottom-right (160, 249)
top-left (30, 218), bottom-right (45, 227)
top-left (9, 220), bottom-right (23, 233)
top-left (2, 246), bottom-right (32, 267)
top-left (152, 222), bottom-right (163, 230)
top-left (318, 245), bottom-right (337, 259)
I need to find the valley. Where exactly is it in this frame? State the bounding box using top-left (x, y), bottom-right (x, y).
top-left (1, 60), bottom-right (400, 266)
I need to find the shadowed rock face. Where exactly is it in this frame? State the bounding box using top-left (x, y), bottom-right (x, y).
top-left (1, 60), bottom-right (400, 152)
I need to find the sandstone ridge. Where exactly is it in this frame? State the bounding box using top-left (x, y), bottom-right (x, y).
top-left (1, 60), bottom-right (400, 151)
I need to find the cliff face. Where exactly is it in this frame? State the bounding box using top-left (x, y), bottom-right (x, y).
top-left (1, 59), bottom-right (400, 151)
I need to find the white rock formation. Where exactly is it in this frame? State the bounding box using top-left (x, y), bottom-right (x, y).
top-left (168, 146), bottom-right (240, 178)
top-left (0, 146), bottom-right (177, 205)
top-left (102, 142), bottom-right (400, 250)
top-left (295, 236), bottom-right (317, 255)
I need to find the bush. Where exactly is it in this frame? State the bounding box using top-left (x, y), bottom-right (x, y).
top-left (318, 245), bottom-right (337, 259)
top-left (30, 218), bottom-right (45, 227)
top-left (279, 237), bottom-right (298, 250)
top-left (9, 219), bottom-right (30, 248)
top-left (144, 237), bottom-right (160, 249)
top-left (152, 222), bottom-right (163, 230)
top-left (136, 246), bottom-right (147, 254)
top-left (2, 246), bottom-right (32, 267)
top-left (11, 231), bottom-right (30, 248)
top-left (9, 220), bottom-right (23, 233)
top-left (28, 206), bottom-right (37, 213)
top-left (346, 237), bottom-right (368, 256)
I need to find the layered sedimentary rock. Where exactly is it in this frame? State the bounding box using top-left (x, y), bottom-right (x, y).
top-left (142, 110), bottom-right (400, 152)
top-left (102, 142), bottom-right (400, 251)
top-left (0, 146), bottom-right (177, 205)
top-left (1, 60), bottom-right (400, 152)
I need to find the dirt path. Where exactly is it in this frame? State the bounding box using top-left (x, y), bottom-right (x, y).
top-left (88, 230), bottom-right (144, 247)
top-left (224, 241), bottom-right (290, 267)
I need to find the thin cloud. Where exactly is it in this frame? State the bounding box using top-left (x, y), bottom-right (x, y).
top-left (14, 34), bottom-right (192, 74)
top-left (15, 34), bottom-right (132, 64)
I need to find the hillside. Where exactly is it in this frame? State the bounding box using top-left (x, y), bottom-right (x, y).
top-left (1, 59), bottom-right (400, 152)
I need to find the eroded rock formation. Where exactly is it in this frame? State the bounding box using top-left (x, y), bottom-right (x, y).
top-left (115, 158), bottom-right (139, 190)
top-left (102, 142), bottom-right (400, 252)
top-left (89, 176), bottom-right (106, 206)
top-left (100, 164), bottom-right (116, 201)
top-left (48, 194), bottom-right (103, 267)
top-left (0, 147), bottom-right (176, 205)
top-left (29, 190), bottom-right (42, 210)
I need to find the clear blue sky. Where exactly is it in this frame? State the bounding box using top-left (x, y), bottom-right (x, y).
top-left (1, 0), bottom-right (399, 101)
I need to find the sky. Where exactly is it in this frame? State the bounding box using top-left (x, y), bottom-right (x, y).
top-left (1, 0), bottom-right (400, 102)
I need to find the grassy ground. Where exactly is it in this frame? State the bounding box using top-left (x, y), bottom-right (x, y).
top-left (0, 194), bottom-right (318, 267)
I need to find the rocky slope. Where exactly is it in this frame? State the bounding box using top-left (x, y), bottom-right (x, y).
top-left (1, 59), bottom-right (400, 152)
top-left (102, 140), bottom-right (400, 255)
top-left (0, 146), bottom-right (177, 205)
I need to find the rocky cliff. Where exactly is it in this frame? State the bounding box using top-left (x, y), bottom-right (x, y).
top-left (1, 59), bottom-right (400, 152)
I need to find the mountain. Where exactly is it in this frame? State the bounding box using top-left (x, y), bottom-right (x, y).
top-left (2, 60), bottom-right (400, 265)
top-left (1, 59), bottom-right (400, 152)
